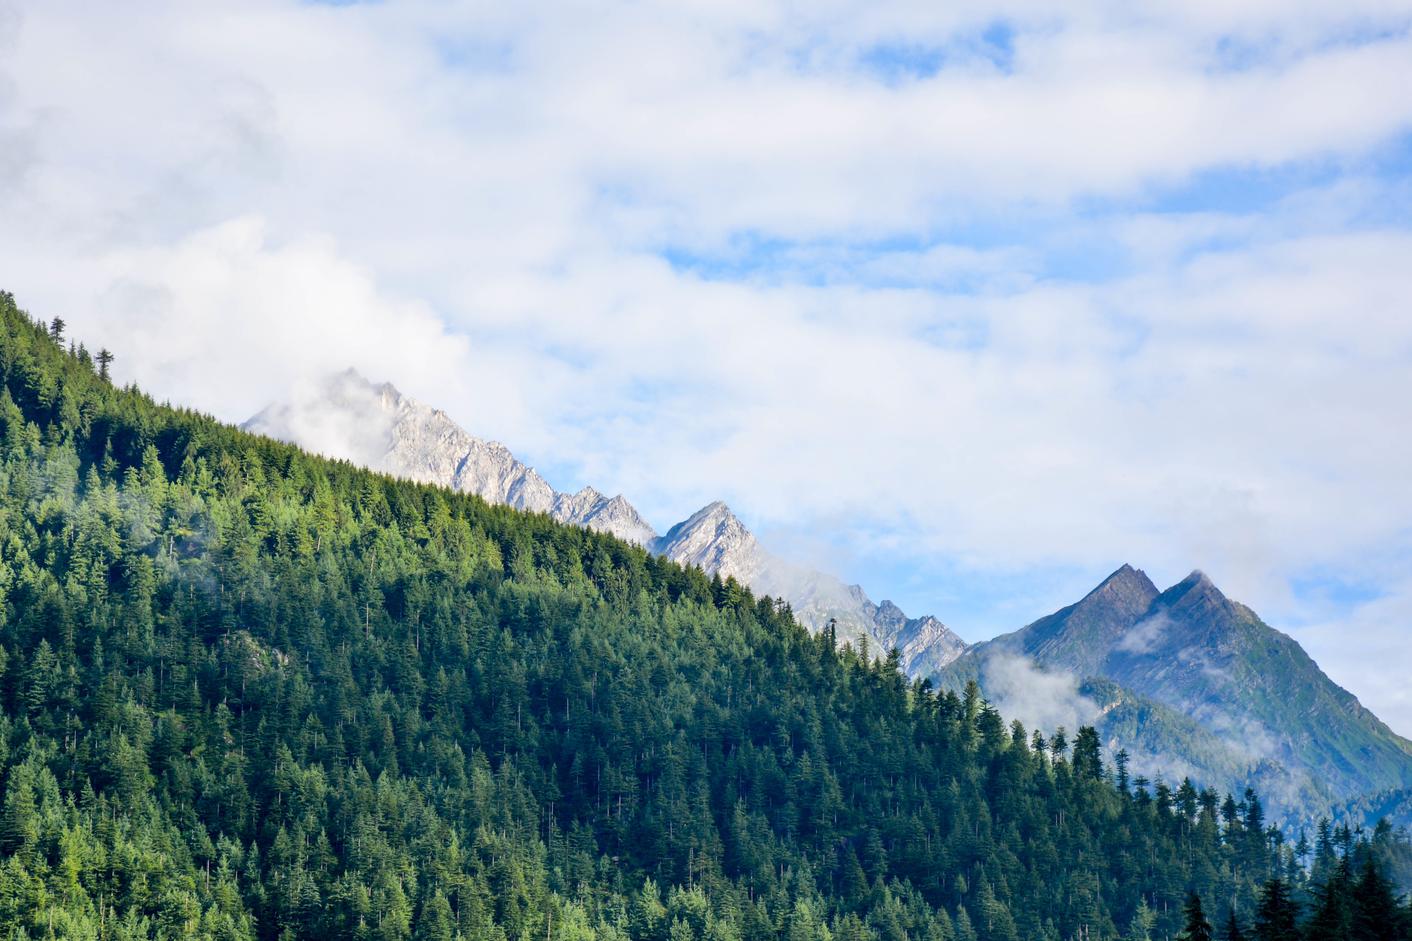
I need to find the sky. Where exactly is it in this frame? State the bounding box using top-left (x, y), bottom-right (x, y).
top-left (2, 1), bottom-right (1411, 733)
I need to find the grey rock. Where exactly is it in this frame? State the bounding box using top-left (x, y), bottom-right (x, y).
top-left (653, 501), bottom-right (768, 584)
top-left (651, 503), bottom-right (968, 670)
top-left (554, 487), bottom-right (658, 547)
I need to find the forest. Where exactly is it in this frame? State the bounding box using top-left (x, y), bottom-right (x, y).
top-left (0, 290), bottom-right (1408, 940)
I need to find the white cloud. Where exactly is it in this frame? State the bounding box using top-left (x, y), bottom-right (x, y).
top-left (2, 0), bottom-right (1411, 732)
top-left (69, 217), bottom-right (479, 424)
top-left (977, 654), bottom-right (1101, 736)
top-left (1115, 613), bottom-right (1172, 655)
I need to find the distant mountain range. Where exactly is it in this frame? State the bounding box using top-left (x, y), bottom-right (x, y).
top-left (245, 371), bottom-right (1412, 829)
top-left (243, 369), bottom-right (968, 675)
top-left (935, 564), bottom-right (1412, 827)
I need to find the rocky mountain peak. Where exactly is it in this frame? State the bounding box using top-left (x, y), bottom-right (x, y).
top-left (894, 614), bottom-right (969, 675)
top-left (937, 565), bottom-right (1412, 827)
top-left (554, 487), bottom-right (657, 547)
top-left (698, 500), bottom-right (737, 522)
top-left (1085, 563), bottom-right (1160, 611)
top-left (875, 600), bottom-right (908, 626)
top-left (859, 600), bottom-right (967, 673)
top-left (977, 562), bottom-right (1161, 681)
top-left (1157, 569), bottom-right (1235, 621)
top-left (653, 501), bottom-right (763, 583)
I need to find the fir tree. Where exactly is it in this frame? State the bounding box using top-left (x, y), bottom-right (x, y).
top-left (1252, 878), bottom-right (1299, 941)
top-left (1351, 856), bottom-right (1401, 941)
top-left (1180, 893), bottom-right (1214, 941)
top-left (1221, 909), bottom-right (1246, 941)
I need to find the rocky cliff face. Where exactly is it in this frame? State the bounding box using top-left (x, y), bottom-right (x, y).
top-left (872, 602), bottom-right (970, 677)
top-left (553, 487), bottom-right (658, 547)
top-left (647, 501), bottom-right (969, 669)
top-left (652, 501), bottom-right (768, 584)
top-left (244, 370), bottom-right (970, 671)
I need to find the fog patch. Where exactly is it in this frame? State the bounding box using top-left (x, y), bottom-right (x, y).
top-left (981, 653), bottom-right (1101, 734)
top-left (1201, 709), bottom-right (1281, 761)
top-left (243, 369), bottom-right (397, 470)
top-left (1121, 749), bottom-right (1205, 787)
top-left (1115, 611), bottom-right (1172, 655)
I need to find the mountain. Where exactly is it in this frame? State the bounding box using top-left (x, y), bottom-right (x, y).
top-left (555, 486), bottom-right (658, 546)
top-left (1, 289), bottom-right (1348, 941)
top-left (652, 499), bottom-right (766, 583)
top-left (984, 563), bottom-right (1162, 677)
top-left (245, 369), bottom-right (968, 672)
top-left (938, 564), bottom-right (1412, 825)
top-left (647, 501), bottom-right (962, 671)
top-left (871, 601), bottom-right (970, 677)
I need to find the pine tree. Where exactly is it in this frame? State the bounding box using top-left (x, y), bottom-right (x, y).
top-left (1114, 749), bottom-right (1131, 794)
top-left (1180, 893), bottom-right (1214, 941)
top-left (1350, 856), bottom-right (1400, 941)
top-left (1072, 726), bottom-right (1104, 780)
top-left (0, 763), bottom-right (39, 857)
top-left (1126, 898), bottom-right (1155, 941)
top-left (1253, 878), bottom-right (1299, 941)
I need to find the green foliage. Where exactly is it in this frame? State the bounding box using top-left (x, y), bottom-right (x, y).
top-left (1179, 892), bottom-right (1213, 941)
top-left (0, 291), bottom-right (1405, 941)
top-left (1252, 878), bottom-right (1298, 941)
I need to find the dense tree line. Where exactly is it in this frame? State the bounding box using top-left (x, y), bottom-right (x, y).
top-left (0, 290), bottom-right (1407, 940)
top-left (1177, 844), bottom-right (1411, 940)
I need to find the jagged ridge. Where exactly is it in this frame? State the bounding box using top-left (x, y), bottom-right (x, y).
top-left (244, 370), bottom-right (969, 671)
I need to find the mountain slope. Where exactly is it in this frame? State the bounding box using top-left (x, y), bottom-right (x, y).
top-left (1107, 573), bottom-right (1412, 799)
top-left (0, 291), bottom-right (1300, 941)
top-left (871, 601), bottom-right (970, 677)
top-left (246, 370), bottom-right (968, 671)
top-left (647, 500), bottom-right (963, 671)
top-left (554, 485), bottom-right (657, 546)
top-left (938, 564), bottom-right (1412, 825)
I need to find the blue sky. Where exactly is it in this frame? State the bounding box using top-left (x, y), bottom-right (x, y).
top-left (2, 0), bottom-right (1412, 733)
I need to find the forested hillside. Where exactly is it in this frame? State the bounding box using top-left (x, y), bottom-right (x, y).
top-left (0, 291), bottom-right (1407, 940)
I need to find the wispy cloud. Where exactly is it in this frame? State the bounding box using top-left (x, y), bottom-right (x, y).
top-left (976, 654), bottom-right (1101, 735)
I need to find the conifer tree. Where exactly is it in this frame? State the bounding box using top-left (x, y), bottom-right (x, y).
top-left (1180, 893), bottom-right (1214, 941)
top-left (1253, 878), bottom-right (1299, 941)
top-left (1350, 856), bottom-right (1400, 941)
top-left (1126, 898), bottom-right (1155, 941)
